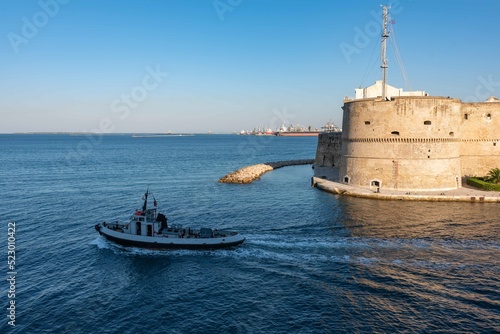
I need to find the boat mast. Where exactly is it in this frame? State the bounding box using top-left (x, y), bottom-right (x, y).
top-left (142, 188), bottom-right (149, 212)
top-left (381, 5), bottom-right (390, 100)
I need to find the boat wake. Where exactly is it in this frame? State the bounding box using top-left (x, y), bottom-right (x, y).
top-left (90, 236), bottom-right (111, 249)
top-left (91, 232), bottom-right (499, 275)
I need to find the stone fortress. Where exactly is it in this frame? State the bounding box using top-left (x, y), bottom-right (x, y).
top-left (314, 5), bottom-right (499, 195)
top-left (314, 80), bottom-right (500, 192)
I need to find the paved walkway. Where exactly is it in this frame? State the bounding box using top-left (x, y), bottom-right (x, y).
top-left (313, 166), bottom-right (500, 203)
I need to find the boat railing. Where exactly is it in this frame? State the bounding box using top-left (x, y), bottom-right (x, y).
top-left (103, 221), bottom-right (128, 232)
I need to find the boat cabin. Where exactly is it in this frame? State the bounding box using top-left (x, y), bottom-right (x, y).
top-left (130, 208), bottom-right (157, 236)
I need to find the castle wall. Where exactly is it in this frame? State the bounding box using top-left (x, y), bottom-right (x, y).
top-left (315, 95), bottom-right (499, 191)
top-left (314, 132), bottom-right (342, 168)
top-left (339, 97), bottom-right (463, 191)
top-left (460, 102), bottom-right (500, 176)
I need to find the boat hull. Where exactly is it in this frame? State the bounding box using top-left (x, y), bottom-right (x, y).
top-left (95, 224), bottom-right (245, 250)
top-left (275, 132), bottom-right (320, 137)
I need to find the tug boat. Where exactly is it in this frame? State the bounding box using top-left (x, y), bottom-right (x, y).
top-left (95, 189), bottom-right (245, 249)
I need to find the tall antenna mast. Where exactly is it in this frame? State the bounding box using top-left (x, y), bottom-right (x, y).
top-left (381, 5), bottom-right (390, 100)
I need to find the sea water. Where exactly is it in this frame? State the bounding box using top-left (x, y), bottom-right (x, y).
top-left (0, 134), bottom-right (498, 333)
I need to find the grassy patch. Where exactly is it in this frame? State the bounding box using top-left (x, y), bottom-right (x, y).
top-left (466, 177), bottom-right (500, 191)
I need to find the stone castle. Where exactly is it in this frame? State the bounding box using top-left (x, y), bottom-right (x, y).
top-left (315, 81), bottom-right (500, 192)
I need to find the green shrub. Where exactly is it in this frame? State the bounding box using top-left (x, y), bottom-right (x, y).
top-left (466, 177), bottom-right (500, 191)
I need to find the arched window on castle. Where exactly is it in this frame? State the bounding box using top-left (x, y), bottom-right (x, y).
top-left (487, 113), bottom-right (492, 120)
top-left (371, 180), bottom-right (381, 192)
top-left (424, 120), bottom-right (431, 125)
top-left (391, 131), bottom-right (400, 136)
top-left (464, 113), bottom-right (469, 120)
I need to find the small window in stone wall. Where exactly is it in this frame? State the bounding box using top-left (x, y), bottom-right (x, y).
top-left (464, 114), bottom-right (468, 120)
top-left (424, 120), bottom-right (431, 125)
top-left (449, 132), bottom-right (454, 137)
top-left (344, 176), bottom-right (350, 183)
top-left (391, 131), bottom-right (400, 136)
top-left (365, 121), bottom-right (371, 125)
top-left (487, 113), bottom-right (492, 120)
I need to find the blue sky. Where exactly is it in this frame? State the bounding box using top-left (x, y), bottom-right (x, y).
top-left (1, 0), bottom-right (500, 133)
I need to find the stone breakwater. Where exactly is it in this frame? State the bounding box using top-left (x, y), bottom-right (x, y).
top-left (219, 159), bottom-right (314, 184)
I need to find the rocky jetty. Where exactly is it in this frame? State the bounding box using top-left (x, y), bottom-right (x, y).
top-left (219, 159), bottom-right (314, 184)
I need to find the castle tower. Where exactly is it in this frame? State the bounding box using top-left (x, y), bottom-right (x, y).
top-left (317, 6), bottom-right (500, 192)
top-left (460, 99), bottom-right (500, 176)
top-left (339, 96), bottom-right (463, 191)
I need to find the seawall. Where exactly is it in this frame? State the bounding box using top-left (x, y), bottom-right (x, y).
top-left (312, 176), bottom-right (500, 203)
top-left (219, 159), bottom-right (314, 184)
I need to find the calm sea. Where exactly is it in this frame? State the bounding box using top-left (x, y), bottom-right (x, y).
top-left (0, 134), bottom-right (498, 334)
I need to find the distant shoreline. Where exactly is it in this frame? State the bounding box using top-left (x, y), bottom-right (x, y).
top-left (2, 132), bottom-right (234, 135)
top-left (2, 132), bottom-right (322, 136)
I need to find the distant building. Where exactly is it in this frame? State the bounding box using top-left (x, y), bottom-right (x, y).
top-left (353, 80), bottom-right (428, 100)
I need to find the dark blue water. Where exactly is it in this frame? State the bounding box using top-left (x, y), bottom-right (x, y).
top-left (1, 134), bottom-right (499, 334)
